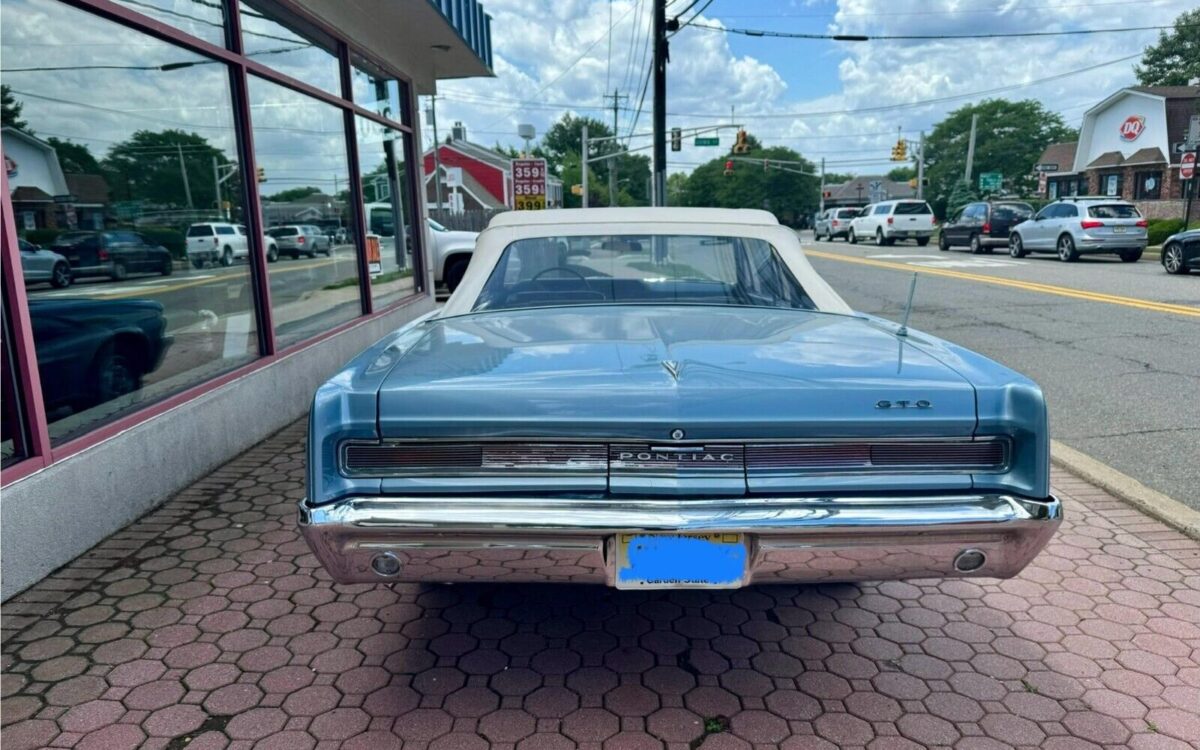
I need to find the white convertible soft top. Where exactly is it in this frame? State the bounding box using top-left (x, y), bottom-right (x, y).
top-left (439, 207), bottom-right (853, 316)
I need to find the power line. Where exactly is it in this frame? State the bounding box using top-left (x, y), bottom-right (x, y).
top-left (685, 21), bottom-right (1186, 42)
top-left (669, 0), bottom-right (716, 35)
top-left (717, 0), bottom-right (1167, 19)
top-left (628, 52), bottom-right (1144, 119)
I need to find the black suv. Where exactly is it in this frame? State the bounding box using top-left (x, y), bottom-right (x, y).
top-left (49, 230), bottom-right (174, 281)
top-left (939, 201), bottom-right (1034, 254)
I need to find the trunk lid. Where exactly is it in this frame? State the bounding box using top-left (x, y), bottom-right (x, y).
top-left (377, 306), bottom-right (977, 440)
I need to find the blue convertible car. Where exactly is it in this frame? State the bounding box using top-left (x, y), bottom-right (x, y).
top-left (301, 208), bottom-right (1061, 589)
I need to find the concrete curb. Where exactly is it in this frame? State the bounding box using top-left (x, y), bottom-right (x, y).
top-left (1051, 439), bottom-right (1200, 540)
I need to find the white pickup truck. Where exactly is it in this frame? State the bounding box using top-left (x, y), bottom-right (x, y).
top-left (185, 222), bottom-right (280, 268)
top-left (849, 200), bottom-right (936, 246)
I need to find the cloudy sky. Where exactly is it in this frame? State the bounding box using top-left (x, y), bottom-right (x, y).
top-left (425, 0), bottom-right (1189, 175)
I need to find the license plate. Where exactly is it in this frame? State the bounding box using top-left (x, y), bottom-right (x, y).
top-left (615, 533), bottom-right (747, 589)
top-left (1113, 226), bottom-right (1127, 233)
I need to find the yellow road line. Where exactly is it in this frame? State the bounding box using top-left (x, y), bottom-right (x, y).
top-left (805, 249), bottom-right (1200, 319)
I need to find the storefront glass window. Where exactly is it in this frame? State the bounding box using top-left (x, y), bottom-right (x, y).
top-left (240, 0), bottom-right (341, 96)
top-left (112, 0), bottom-right (229, 47)
top-left (248, 75), bottom-right (360, 346)
top-left (2, 308), bottom-right (27, 467)
top-left (1134, 171), bottom-right (1162, 200)
top-left (351, 55), bottom-right (409, 124)
top-left (1, 0), bottom-right (260, 446)
top-left (1103, 173), bottom-right (1122, 197)
top-left (356, 116), bottom-right (418, 308)
top-left (1047, 181), bottom-right (1058, 200)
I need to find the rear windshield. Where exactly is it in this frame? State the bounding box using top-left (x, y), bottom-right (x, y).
top-left (1087, 204), bottom-right (1141, 219)
top-left (187, 225), bottom-right (214, 237)
top-left (216, 226), bottom-right (235, 235)
top-left (268, 227), bottom-right (299, 237)
top-left (835, 209), bottom-right (858, 218)
top-left (894, 202), bottom-right (933, 215)
top-left (993, 203), bottom-right (1033, 221)
top-left (473, 235), bottom-right (815, 313)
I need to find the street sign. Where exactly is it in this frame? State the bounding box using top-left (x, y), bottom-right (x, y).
top-left (511, 158), bottom-right (547, 210)
top-left (979, 172), bottom-right (1002, 192)
top-left (694, 137), bottom-right (719, 147)
top-left (1187, 114), bottom-right (1200, 147)
top-left (1034, 163), bottom-right (1058, 173)
top-left (443, 167), bottom-right (463, 189)
top-left (1181, 152), bottom-right (1196, 181)
top-left (868, 180), bottom-right (885, 203)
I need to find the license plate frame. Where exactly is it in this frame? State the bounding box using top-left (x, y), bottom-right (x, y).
top-left (1112, 226), bottom-right (1127, 233)
top-left (615, 532), bottom-right (748, 589)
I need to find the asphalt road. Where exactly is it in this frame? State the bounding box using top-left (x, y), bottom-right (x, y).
top-left (800, 230), bottom-right (1200, 509)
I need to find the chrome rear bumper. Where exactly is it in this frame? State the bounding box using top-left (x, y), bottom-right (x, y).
top-left (299, 493), bottom-right (1061, 587)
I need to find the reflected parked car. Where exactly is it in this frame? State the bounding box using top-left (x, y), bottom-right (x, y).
top-left (29, 297), bottom-right (171, 414)
top-left (19, 239), bottom-right (72, 288)
top-left (939, 201), bottom-right (1033, 254)
top-left (49, 230), bottom-right (174, 281)
top-left (186, 223), bottom-right (281, 267)
top-left (268, 225), bottom-right (331, 259)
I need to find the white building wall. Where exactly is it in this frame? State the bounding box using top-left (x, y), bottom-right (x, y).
top-left (1075, 93), bottom-right (1169, 170)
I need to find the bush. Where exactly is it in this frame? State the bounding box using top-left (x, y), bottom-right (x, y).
top-left (22, 228), bottom-right (61, 247)
top-left (138, 226), bottom-right (187, 259)
top-left (1147, 218), bottom-right (1185, 246)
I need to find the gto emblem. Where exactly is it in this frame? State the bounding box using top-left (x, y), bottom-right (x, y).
top-left (876, 399), bottom-right (932, 409)
top-left (670, 428), bottom-right (685, 440)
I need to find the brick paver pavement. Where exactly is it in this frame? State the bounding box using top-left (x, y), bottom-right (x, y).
top-left (2, 420), bottom-right (1198, 750)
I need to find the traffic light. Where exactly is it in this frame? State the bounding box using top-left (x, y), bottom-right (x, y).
top-left (256, 166), bottom-right (267, 182)
top-left (671, 127), bottom-right (682, 152)
top-left (908, 178), bottom-right (917, 188)
top-left (890, 139), bottom-right (907, 161)
top-left (724, 160), bottom-right (734, 176)
top-left (733, 129), bottom-right (749, 154)
top-left (763, 159), bottom-right (769, 172)
top-left (570, 184), bottom-right (583, 196)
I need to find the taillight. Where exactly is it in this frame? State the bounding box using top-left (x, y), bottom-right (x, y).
top-left (212, 237), bottom-right (218, 245)
top-left (1080, 219), bottom-right (1104, 230)
top-left (982, 223), bottom-right (991, 234)
top-left (1135, 219), bottom-right (1147, 228)
top-left (832, 220), bottom-right (839, 227)
top-left (98, 248), bottom-right (109, 261)
top-left (887, 217), bottom-right (894, 224)
top-left (297, 236), bottom-right (306, 244)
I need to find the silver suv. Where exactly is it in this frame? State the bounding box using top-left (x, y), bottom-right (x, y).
top-left (1008, 197), bottom-right (1147, 262)
top-left (267, 225), bottom-right (332, 259)
top-left (814, 208), bottom-right (860, 241)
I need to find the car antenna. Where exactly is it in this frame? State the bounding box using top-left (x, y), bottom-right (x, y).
top-left (897, 272), bottom-right (918, 337)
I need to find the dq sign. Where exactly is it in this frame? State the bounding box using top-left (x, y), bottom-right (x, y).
top-left (1119, 115), bottom-right (1146, 142)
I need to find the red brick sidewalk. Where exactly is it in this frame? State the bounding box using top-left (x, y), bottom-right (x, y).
top-left (3, 421), bottom-right (1198, 750)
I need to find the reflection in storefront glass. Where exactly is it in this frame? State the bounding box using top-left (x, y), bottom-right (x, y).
top-left (247, 75), bottom-right (360, 346)
top-left (1, 0), bottom-right (259, 446)
top-left (240, 0), bottom-right (341, 96)
top-left (356, 117), bottom-right (417, 309)
top-left (2, 310), bottom-right (27, 467)
top-left (351, 56), bottom-right (408, 124)
top-left (112, 0), bottom-right (229, 47)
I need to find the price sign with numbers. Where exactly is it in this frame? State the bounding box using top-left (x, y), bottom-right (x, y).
top-left (511, 158), bottom-right (547, 210)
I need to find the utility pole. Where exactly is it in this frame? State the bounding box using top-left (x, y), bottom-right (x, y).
top-left (652, 0), bottom-right (667, 206)
top-left (1184, 145), bottom-right (1199, 229)
top-left (604, 89), bottom-right (627, 206)
top-left (581, 123), bottom-right (589, 208)
top-left (177, 144), bottom-right (193, 209)
top-left (427, 96), bottom-right (444, 213)
top-left (212, 156), bottom-right (221, 218)
top-left (964, 113), bottom-right (978, 184)
top-left (917, 131), bottom-right (926, 200)
top-left (819, 157), bottom-right (826, 214)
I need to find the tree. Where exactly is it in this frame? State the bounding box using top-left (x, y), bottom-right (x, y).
top-left (47, 138), bottom-right (102, 175)
top-left (944, 178), bottom-right (979, 217)
top-left (1, 85), bottom-right (29, 132)
top-left (540, 113), bottom-right (651, 207)
top-left (677, 135), bottom-right (819, 225)
top-left (887, 165), bottom-right (916, 182)
top-left (823, 172), bottom-right (855, 185)
top-left (1135, 8), bottom-right (1200, 86)
top-left (101, 129), bottom-right (231, 209)
top-left (666, 172), bottom-right (689, 206)
top-left (922, 99), bottom-right (1075, 218)
top-left (266, 186), bottom-right (321, 202)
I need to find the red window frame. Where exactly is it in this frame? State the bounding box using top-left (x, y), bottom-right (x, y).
top-left (0, 0), bottom-right (430, 484)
